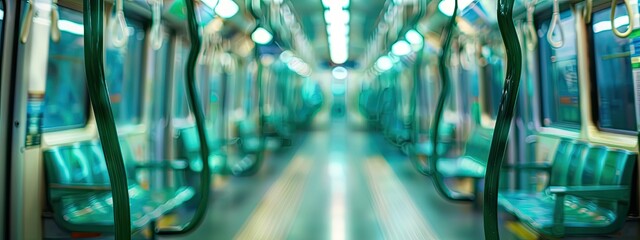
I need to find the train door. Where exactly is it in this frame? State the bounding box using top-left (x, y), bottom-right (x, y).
top-left (0, 0), bottom-right (13, 237)
top-left (10, 1), bottom-right (62, 238)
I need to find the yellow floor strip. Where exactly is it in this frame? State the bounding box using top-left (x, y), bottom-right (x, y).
top-left (505, 221), bottom-right (539, 240)
top-left (364, 155), bottom-right (439, 240)
top-left (234, 155), bottom-right (312, 240)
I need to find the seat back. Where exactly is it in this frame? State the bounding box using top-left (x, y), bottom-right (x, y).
top-left (565, 142), bottom-right (599, 186)
top-left (43, 140), bottom-right (139, 202)
top-left (549, 139), bottom-right (574, 186)
top-left (600, 149), bottom-right (636, 186)
top-left (463, 128), bottom-right (493, 164)
top-left (44, 143), bottom-right (111, 187)
top-left (579, 145), bottom-right (607, 186)
top-left (596, 148), bottom-right (636, 217)
top-left (238, 120), bottom-right (263, 153)
top-left (176, 126), bottom-right (211, 157)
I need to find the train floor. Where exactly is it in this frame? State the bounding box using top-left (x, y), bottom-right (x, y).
top-left (155, 121), bottom-right (640, 240)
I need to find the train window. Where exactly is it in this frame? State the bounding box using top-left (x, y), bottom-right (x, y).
top-left (43, 8), bottom-right (89, 131)
top-left (481, 44), bottom-right (505, 120)
top-left (537, 10), bottom-right (581, 129)
top-left (105, 21), bottom-right (145, 125)
top-left (149, 32), bottom-right (171, 124)
top-left (173, 41), bottom-right (191, 119)
top-left (589, 5), bottom-right (637, 132)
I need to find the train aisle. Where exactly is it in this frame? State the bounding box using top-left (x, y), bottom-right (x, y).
top-left (160, 121), bottom-right (490, 240)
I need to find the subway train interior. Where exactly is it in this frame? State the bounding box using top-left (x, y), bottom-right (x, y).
top-left (1, 0), bottom-right (640, 239)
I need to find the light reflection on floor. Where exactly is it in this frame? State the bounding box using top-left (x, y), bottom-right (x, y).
top-left (329, 152), bottom-right (347, 240)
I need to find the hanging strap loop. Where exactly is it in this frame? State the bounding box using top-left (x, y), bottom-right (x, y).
top-left (149, 0), bottom-right (164, 50)
top-left (19, 0), bottom-right (34, 43)
top-left (109, 0), bottom-right (129, 47)
top-left (51, 0), bottom-right (61, 42)
top-left (547, 0), bottom-right (565, 48)
top-left (611, 0), bottom-right (634, 38)
top-left (584, 0), bottom-right (593, 23)
top-left (525, 0), bottom-right (537, 50)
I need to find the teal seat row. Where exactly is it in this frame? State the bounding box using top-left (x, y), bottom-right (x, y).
top-left (436, 127), bottom-right (493, 179)
top-left (175, 123), bottom-right (263, 174)
top-left (413, 122), bottom-right (457, 157)
top-left (43, 140), bottom-right (194, 233)
top-left (499, 139), bottom-right (637, 237)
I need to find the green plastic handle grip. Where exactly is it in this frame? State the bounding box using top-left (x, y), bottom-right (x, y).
top-left (429, 0), bottom-right (475, 202)
top-left (157, 0), bottom-right (211, 235)
top-left (483, 0), bottom-right (522, 238)
top-left (82, 0), bottom-right (131, 239)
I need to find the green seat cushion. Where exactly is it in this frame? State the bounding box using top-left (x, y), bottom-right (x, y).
top-left (188, 153), bottom-right (226, 172)
top-left (499, 191), bottom-right (616, 232)
top-left (242, 137), bottom-right (263, 153)
top-left (415, 142), bottom-right (448, 156)
top-left (437, 157), bottom-right (486, 178)
top-left (59, 192), bottom-right (152, 230)
top-left (58, 186), bottom-right (194, 231)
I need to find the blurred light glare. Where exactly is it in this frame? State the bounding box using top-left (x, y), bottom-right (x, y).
top-left (251, 27), bottom-right (273, 45)
top-left (279, 50), bottom-right (295, 63)
top-left (375, 56), bottom-right (393, 72)
top-left (330, 50), bottom-right (348, 64)
top-left (332, 67), bottom-right (349, 79)
top-left (391, 40), bottom-right (412, 56)
top-left (322, 0), bottom-right (350, 9)
top-left (327, 24), bottom-right (350, 36)
top-left (59, 20), bottom-right (84, 35)
top-left (438, 0), bottom-right (474, 16)
top-left (405, 30), bottom-right (424, 46)
top-left (324, 9), bottom-right (350, 25)
top-left (215, 0), bottom-right (239, 18)
top-left (323, 1), bottom-right (350, 64)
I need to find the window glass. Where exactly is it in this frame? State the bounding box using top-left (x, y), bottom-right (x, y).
top-left (590, 5), bottom-right (637, 132)
top-left (481, 43), bottom-right (505, 119)
top-left (105, 21), bottom-right (145, 125)
top-left (173, 41), bottom-right (190, 119)
top-left (43, 8), bottom-right (88, 131)
top-left (538, 10), bottom-right (581, 128)
top-left (150, 33), bottom-right (171, 123)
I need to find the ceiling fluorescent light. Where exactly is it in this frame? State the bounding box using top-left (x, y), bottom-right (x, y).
top-left (332, 67), bottom-right (349, 79)
top-left (215, 0), bottom-right (239, 19)
top-left (322, 0), bottom-right (350, 9)
top-left (438, 0), bottom-right (474, 17)
top-left (375, 56), bottom-right (393, 72)
top-left (58, 20), bottom-right (84, 35)
top-left (405, 30), bottom-right (423, 45)
top-left (391, 40), bottom-right (412, 56)
top-left (324, 9), bottom-right (350, 25)
top-left (251, 27), bottom-right (273, 45)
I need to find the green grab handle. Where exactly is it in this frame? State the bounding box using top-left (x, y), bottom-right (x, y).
top-left (430, 0), bottom-right (474, 202)
top-left (157, 0), bottom-right (211, 234)
top-left (483, 0), bottom-right (522, 238)
top-left (82, 0), bottom-right (131, 239)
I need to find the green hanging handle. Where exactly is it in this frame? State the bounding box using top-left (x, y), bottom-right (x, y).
top-left (484, 0), bottom-right (522, 238)
top-left (157, 0), bottom-right (211, 234)
top-left (82, 0), bottom-right (131, 239)
top-left (408, 44), bottom-right (432, 175)
top-left (430, 0), bottom-right (474, 202)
